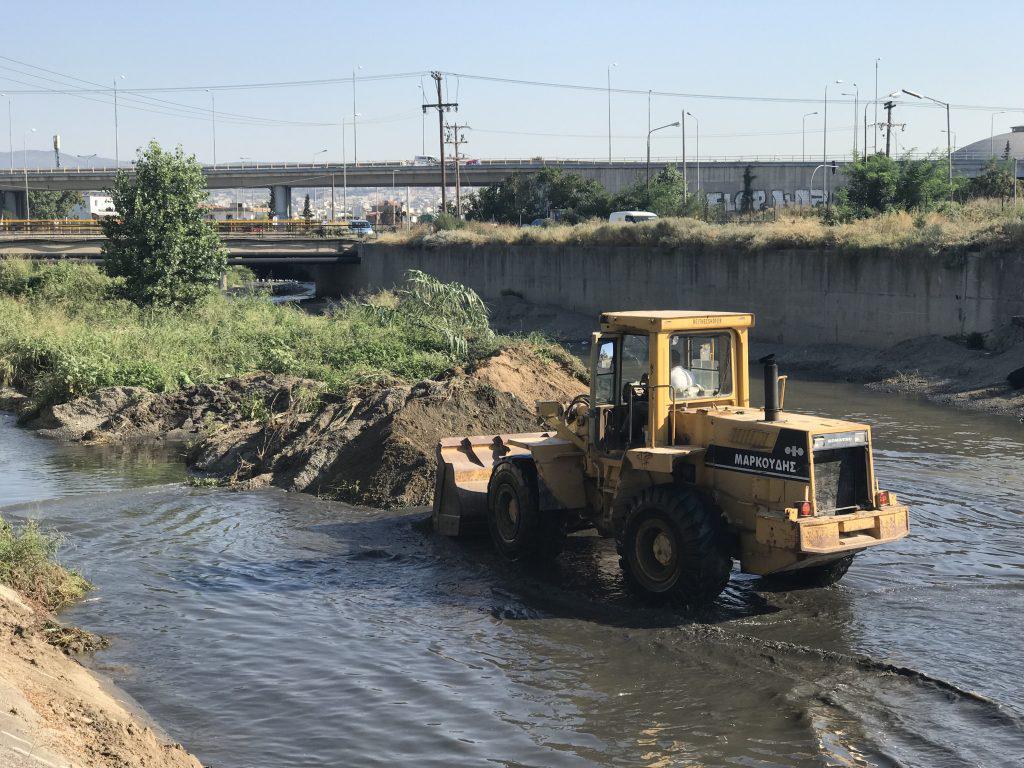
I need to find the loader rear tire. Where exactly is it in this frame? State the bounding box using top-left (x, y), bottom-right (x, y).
top-left (619, 486), bottom-right (731, 609)
top-left (487, 459), bottom-right (565, 562)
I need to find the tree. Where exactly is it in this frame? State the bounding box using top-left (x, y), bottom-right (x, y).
top-left (102, 141), bottom-right (227, 309)
top-left (843, 153), bottom-right (900, 212)
top-left (466, 168), bottom-right (610, 223)
top-left (267, 186), bottom-right (277, 219)
top-left (965, 158), bottom-right (1015, 201)
top-left (302, 193), bottom-right (313, 226)
top-left (611, 165), bottom-right (701, 217)
top-left (739, 165), bottom-right (757, 214)
top-left (840, 152), bottom-right (959, 215)
top-left (28, 190), bottom-right (83, 219)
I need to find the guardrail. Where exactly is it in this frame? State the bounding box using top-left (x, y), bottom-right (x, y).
top-left (0, 218), bottom-right (363, 236)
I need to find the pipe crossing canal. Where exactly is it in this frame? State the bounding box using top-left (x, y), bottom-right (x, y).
top-left (1, 380), bottom-right (1022, 767)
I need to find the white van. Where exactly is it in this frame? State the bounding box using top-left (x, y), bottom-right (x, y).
top-left (412, 155), bottom-right (439, 166)
top-left (609, 210), bottom-right (659, 224)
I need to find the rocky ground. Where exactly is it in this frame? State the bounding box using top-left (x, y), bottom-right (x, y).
top-left (0, 584), bottom-right (202, 768)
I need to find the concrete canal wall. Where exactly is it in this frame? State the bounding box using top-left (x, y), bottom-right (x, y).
top-left (355, 244), bottom-right (1024, 347)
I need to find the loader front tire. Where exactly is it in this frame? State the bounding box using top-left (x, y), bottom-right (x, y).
top-left (487, 459), bottom-right (565, 562)
top-left (619, 486), bottom-right (731, 609)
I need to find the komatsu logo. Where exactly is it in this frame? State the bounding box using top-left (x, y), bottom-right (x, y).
top-left (733, 453), bottom-right (798, 474)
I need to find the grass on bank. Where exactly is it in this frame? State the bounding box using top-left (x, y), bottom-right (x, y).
top-left (379, 199), bottom-right (1024, 253)
top-left (0, 517), bottom-right (90, 611)
top-left (0, 259), bottom-right (569, 409)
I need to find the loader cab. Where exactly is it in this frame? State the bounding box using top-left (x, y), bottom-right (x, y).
top-left (589, 311), bottom-right (753, 453)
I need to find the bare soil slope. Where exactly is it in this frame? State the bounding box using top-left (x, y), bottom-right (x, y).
top-left (0, 585), bottom-right (202, 768)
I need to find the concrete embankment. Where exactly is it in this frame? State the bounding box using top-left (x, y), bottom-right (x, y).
top-left (354, 243), bottom-right (1024, 349)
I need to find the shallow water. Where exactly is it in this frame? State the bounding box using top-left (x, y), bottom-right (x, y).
top-left (1, 381), bottom-right (1022, 767)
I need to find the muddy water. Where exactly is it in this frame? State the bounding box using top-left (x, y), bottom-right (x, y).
top-left (1, 382), bottom-right (1022, 768)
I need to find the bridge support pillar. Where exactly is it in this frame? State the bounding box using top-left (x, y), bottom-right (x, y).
top-left (0, 190), bottom-right (28, 219)
top-left (272, 185), bottom-right (291, 219)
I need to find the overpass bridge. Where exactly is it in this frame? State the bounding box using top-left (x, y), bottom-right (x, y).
top-left (0, 155), bottom-right (1002, 219)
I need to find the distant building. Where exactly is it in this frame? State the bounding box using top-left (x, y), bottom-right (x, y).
top-left (953, 126), bottom-right (1024, 161)
top-left (69, 193), bottom-right (116, 219)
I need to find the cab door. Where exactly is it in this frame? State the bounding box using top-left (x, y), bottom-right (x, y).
top-left (589, 332), bottom-right (621, 453)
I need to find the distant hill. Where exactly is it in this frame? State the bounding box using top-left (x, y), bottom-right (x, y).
top-left (0, 149), bottom-right (123, 170)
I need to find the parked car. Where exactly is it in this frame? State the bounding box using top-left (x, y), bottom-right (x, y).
top-left (350, 219), bottom-right (375, 236)
top-left (609, 210), bottom-right (659, 224)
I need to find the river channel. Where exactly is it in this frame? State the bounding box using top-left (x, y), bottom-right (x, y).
top-left (1, 380), bottom-right (1022, 767)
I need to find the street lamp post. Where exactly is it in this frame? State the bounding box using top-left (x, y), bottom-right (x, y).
top-left (842, 84), bottom-right (858, 158)
top-left (991, 111), bottom-right (1007, 158)
top-left (113, 74), bottom-right (125, 167)
top-left (2, 94), bottom-right (11, 171)
top-left (685, 111), bottom-right (700, 195)
top-left (902, 89), bottom-right (953, 202)
top-left (646, 120), bottom-right (680, 188)
top-left (824, 80), bottom-right (842, 209)
top-left (940, 130), bottom-right (957, 151)
top-left (352, 65), bottom-right (362, 164)
top-left (22, 128), bottom-right (35, 219)
top-left (341, 113), bottom-right (361, 221)
top-left (206, 89), bottom-right (217, 166)
top-left (802, 111), bottom-right (818, 162)
top-left (313, 148), bottom-right (327, 217)
top-left (606, 62), bottom-right (617, 163)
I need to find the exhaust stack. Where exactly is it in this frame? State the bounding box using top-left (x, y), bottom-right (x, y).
top-left (759, 354), bottom-right (780, 422)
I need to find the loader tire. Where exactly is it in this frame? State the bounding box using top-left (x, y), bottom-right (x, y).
top-left (487, 459), bottom-right (565, 562)
top-left (769, 555), bottom-right (855, 588)
top-left (619, 486), bottom-right (731, 609)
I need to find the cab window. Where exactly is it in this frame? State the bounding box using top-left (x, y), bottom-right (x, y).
top-left (620, 334), bottom-right (649, 398)
top-left (669, 332), bottom-right (732, 399)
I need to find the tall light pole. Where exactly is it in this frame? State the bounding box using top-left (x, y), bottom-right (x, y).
top-left (685, 111), bottom-right (700, 195)
top-left (418, 81), bottom-right (426, 155)
top-left (2, 94), bottom-right (11, 171)
top-left (240, 155), bottom-right (252, 218)
top-left (646, 121), bottom-right (679, 187)
top-left (22, 127), bottom-right (35, 219)
top-left (312, 148), bottom-right (327, 216)
top-left (902, 88), bottom-right (953, 203)
top-left (113, 74), bottom-right (125, 167)
top-left (824, 79), bottom-right (842, 208)
top-left (607, 62), bottom-right (618, 163)
top-left (842, 84), bottom-right (858, 158)
top-left (352, 65), bottom-right (362, 164)
top-left (991, 111), bottom-right (1007, 158)
top-left (940, 130), bottom-right (957, 151)
top-left (341, 113), bottom-right (361, 220)
top-left (874, 58), bottom-right (880, 154)
top-left (206, 89), bottom-right (217, 166)
top-left (802, 111), bottom-right (818, 162)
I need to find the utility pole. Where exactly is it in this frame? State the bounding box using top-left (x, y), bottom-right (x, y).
top-left (445, 123), bottom-right (470, 219)
top-left (884, 100), bottom-right (896, 157)
top-left (680, 109), bottom-right (686, 197)
top-left (422, 71), bottom-right (458, 212)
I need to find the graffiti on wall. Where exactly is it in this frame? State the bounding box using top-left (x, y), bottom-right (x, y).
top-left (703, 189), bottom-right (830, 211)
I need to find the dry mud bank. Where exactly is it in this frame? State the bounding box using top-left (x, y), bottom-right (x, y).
top-left (0, 584), bottom-right (202, 768)
top-left (16, 347), bottom-right (586, 506)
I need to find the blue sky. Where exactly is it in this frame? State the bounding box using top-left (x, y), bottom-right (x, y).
top-left (2, 0), bottom-right (1021, 164)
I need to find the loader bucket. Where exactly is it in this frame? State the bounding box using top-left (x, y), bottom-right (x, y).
top-left (433, 432), bottom-right (553, 537)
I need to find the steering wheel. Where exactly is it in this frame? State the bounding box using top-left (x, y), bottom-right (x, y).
top-left (565, 393), bottom-right (591, 425)
top-left (624, 373), bottom-right (649, 403)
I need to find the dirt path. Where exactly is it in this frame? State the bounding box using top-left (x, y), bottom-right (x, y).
top-left (0, 585), bottom-right (202, 768)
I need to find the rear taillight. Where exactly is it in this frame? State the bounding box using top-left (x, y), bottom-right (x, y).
top-left (876, 490), bottom-right (890, 507)
top-left (795, 501), bottom-right (813, 517)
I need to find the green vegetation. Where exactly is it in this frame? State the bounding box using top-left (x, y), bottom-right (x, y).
top-left (0, 260), bottom-right (501, 408)
top-left (381, 198), bottom-right (1024, 253)
top-left (0, 516), bottom-right (90, 611)
top-left (467, 167), bottom-right (612, 224)
top-left (102, 141), bottom-right (227, 309)
top-left (837, 152), bottom-right (956, 216)
top-left (609, 165), bottom-right (703, 218)
top-left (28, 190), bottom-right (83, 219)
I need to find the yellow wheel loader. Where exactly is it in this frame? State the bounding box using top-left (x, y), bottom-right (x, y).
top-left (433, 311), bottom-right (909, 607)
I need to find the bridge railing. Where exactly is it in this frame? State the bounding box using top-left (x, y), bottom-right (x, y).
top-left (0, 218), bottom-right (362, 236)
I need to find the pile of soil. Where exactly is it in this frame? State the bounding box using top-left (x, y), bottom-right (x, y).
top-left (25, 347), bottom-right (586, 508)
top-left (0, 585), bottom-right (202, 767)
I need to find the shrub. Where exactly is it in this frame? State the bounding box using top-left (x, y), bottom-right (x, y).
top-left (0, 517), bottom-right (90, 610)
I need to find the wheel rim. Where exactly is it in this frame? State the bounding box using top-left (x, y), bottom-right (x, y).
top-left (634, 517), bottom-right (679, 587)
top-left (494, 486), bottom-right (521, 543)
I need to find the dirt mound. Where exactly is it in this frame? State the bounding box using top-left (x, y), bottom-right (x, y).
top-left (28, 346), bottom-right (585, 507)
top-left (189, 346), bottom-right (586, 506)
